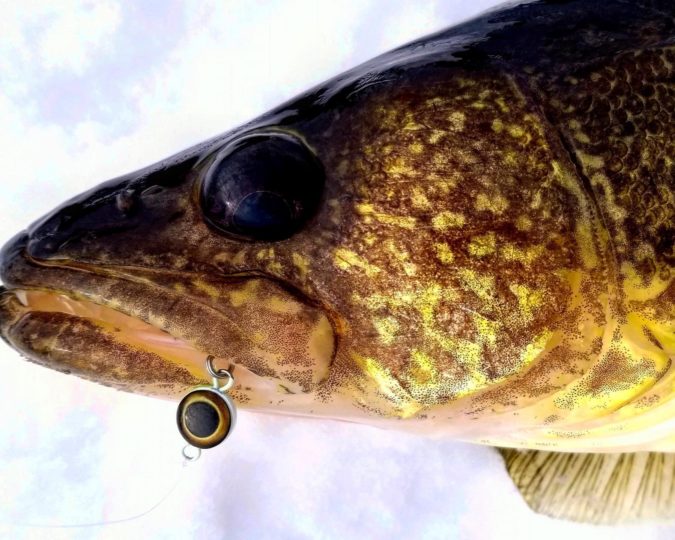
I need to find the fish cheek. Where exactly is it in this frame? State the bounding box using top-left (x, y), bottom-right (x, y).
top-left (207, 278), bottom-right (337, 395)
top-left (287, 66), bottom-right (610, 413)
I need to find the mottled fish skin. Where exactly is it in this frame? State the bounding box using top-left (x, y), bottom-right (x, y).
top-left (0, 0), bottom-right (673, 452)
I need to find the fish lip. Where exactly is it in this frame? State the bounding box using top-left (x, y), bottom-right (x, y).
top-left (2, 228), bottom-right (331, 320)
top-left (0, 285), bottom-right (202, 350)
top-left (16, 255), bottom-right (336, 331)
top-left (0, 287), bottom-right (206, 397)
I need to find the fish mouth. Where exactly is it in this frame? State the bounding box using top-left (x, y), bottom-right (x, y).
top-left (0, 235), bottom-right (337, 401)
top-left (0, 288), bottom-right (207, 397)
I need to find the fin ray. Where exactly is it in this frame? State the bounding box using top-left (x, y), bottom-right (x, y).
top-left (500, 448), bottom-right (675, 524)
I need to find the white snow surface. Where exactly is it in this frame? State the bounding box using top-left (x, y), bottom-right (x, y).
top-left (0, 1), bottom-right (674, 538)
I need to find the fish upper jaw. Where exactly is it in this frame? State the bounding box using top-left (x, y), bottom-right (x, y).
top-left (0, 228), bottom-right (338, 403)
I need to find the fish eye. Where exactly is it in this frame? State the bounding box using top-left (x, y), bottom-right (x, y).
top-left (200, 132), bottom-right (324, 241)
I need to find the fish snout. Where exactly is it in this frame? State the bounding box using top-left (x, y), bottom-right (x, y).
top-left (21, 157), bottom-right (198, 263)
top-left (0, 231), bottom-right (29, 288)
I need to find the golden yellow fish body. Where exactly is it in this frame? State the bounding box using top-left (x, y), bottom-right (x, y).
top-left (0, 0), bottom-right (672, 455)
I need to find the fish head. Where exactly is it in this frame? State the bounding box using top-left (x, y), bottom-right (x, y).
top-left (0, 125), bottom-right (342, 408)
top-left (0, 48), bottom-right (608, 421)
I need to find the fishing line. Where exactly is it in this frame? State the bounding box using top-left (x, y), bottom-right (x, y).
top-left (2, 356), bottom-right (236, 531)
top-left (1, 454), bottom-right (199, 530)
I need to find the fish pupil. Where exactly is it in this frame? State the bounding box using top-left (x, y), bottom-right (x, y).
top-left (233, 191), bottom-right (293, 235)
top-left (185, 401), bottom-right (220, 438)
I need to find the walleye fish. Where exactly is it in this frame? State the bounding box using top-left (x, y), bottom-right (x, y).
top-left (0, 0), bottom-right (673, 525)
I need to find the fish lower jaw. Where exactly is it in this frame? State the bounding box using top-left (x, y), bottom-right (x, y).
top-left (0, 288), bottom-right (234, 398)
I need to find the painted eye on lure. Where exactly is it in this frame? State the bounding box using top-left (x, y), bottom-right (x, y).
top-left (177, 388), bottom-right (235, 449)
top-left (177, 357), bottom-right (237, 452)
top-left (199, 132), bottom-right (325, 241)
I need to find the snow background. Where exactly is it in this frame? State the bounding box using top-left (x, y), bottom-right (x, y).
top-left (0, 1), bottom-right (673, 538)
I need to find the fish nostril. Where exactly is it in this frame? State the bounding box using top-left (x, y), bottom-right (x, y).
top-left (115, 188), bottom-right (140, 217)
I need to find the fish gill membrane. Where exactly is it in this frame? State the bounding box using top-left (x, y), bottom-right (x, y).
top-left (0, 0), bottom-right (674, 529)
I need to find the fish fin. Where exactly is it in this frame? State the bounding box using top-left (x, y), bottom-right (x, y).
top-left (499, 448), bottom-right (675, 524)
